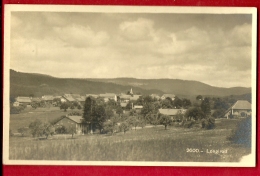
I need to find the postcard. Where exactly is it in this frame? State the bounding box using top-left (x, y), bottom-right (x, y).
top-left (3, 5), bottom-right (257, 166)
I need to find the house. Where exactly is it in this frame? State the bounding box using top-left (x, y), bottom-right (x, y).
top-left (16, 96), bottom-right (31, 105)
top-left (54, 115), bottom-right (88, 135)
top-left (150, 94), bottom-right (160, 100)
top-left (31, 97), bottom-right (41, 103)
top-left (86, 94), bottom-right (99, 99)
top-left (130, 95), bottom-right (141, 101)
top-left (119, 94), bottom-right (131, 102)
top-left (62, 94), bottom-right (76, 102)
top-left (224, 100), bottom-right (251, 119)
top-left (42, 95), bottom-right (54, 103)
top-left (159, 108), bottom-right (186, 121)
top-left (134, 105), bottom-right (143, 109)
top-left (13, 101), bottom-right (20, 107)
top-left (99, 93), bottom-right (117, 102)
top-left (161, 94), bottom-right (175, 101)
top-left (120, 102), bottom-right (128, 108)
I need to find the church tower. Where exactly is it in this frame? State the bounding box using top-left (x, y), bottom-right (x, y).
top-left (130, 88), bottom-right (133, 95)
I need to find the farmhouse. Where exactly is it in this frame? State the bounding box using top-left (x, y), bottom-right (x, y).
top-left (54, 115), bottom-right (88, 135)
top-left (120, 94), bottom-right (131, 102)
top-left (99, 93), bottom-right (117, 102)
top-left (159, 108), bottom-right (186, 121)
top-left (15, 96), bottom-right (31, 105)
top-left (224, 100), bottom-right (251, 119)
top-left (150, 94), bottom-right (160, 100)
top-left (86, 94), bottom-right (99, 98)
top-left (42, 95), bottom-right (54, 103)
top-left (130, 95), bottom-right (141, 101)
top-left (161, 94), bottom-right (175, 101)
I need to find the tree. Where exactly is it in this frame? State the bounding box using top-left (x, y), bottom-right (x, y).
top-left (201, 97), bottom-right (211, 117)
top-left (161, 99), bottom-right (173, 109)
top-left (103, 116), bottom-right (119, 135)
top-left (116, 105), bottom-right (123, 117)
top-left (53, 98), bottom-right (61, 107)
top-left (159, 114), bottom-right (172, 130)
top-left (29, 119), bottom-right (43, 137)
top-left (105, 106), bottom-right (114, 119)
top-left (127, 116), bottom-right (139, 130)
top-left (60, 102), bottom-right (69, 112)
top-left (173, 97), bottom-right (183, 108)
top-left (66, 125), bottom-right (76, 138)
top-left (196, 95), bottom-right (203, 100)
top-left (182, 98), bottom-right (192, 108)
top-left (92, 105), bottom-right (107, 133)
top-left (83, 97), bottom-right (96, 133)
top-left (185, 107), bottom-right (205, 121)
top-left (18, 127), bottom-right (29, 137)
top-left (119, 122), bottom-right (130, 134)
top-left (141, 103), bottom-right (157, 118)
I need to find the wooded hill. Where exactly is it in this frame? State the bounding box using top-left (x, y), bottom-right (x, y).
top-left (10, 69), bottom-right (251, 98)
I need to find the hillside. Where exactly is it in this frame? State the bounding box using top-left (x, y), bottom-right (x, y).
top-left (10, 70), bottom-right (251, 98)
top-left (10, 70), bottom-right (164, 97)
top-left (87, 78), bottom-right (251, 97)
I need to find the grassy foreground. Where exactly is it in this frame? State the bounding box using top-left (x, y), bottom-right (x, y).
top-left (9, 119), bottom-right (250, 162)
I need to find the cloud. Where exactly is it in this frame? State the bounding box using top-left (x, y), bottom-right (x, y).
top-left (119, 18), bottom-right (155, 41)
top-left (53, 24), bottom-right (110, 47)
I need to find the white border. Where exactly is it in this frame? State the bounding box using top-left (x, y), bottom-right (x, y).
top-left (3, 5), bottom-right (257, 167)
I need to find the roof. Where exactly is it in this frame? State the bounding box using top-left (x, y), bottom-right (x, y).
top-left (162, 94), bottom-right (175, 98)
top-left (86, 94), bottom-right (99, 98)
top-left (16, 97), bottom-right (31, 103)
top-left (130, 95), bottom-right (141, 101)
top-left (42, 95), bottom-right (54, 101)
top-left (76, 97), bottom-right (85, 102)
top-left (31, 97), bottom-right (41, 102)
top-left (159, 109), bottom-right (185, 116)
top-left (120, 94), bottom-right (131, 99)
top-left (134, 105), bottom-right (143, 109)
top-left (120, 102), bottom-right (128, 107)
top-left (232, 100), bottom-right (251, 110)
top-left (67, 116), bottom-right (85, 124)
top-left (99, 93), bottom-right (116, 98)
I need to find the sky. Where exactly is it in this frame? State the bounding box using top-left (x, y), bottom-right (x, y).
top-left (10, 11), bottom-right (253, 88)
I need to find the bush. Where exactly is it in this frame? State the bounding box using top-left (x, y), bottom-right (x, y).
top-left (55, 126), bottom-right (67, 134)
top-left (183, 121), bottom-right (195, 128)
top-left (201, 117), bottom-right (215, 129)
top-left (228, 117), bottom-right (251, 148)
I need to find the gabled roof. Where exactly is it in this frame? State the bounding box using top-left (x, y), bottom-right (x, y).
top-left (120, 102), bottom-right (128, 107)
top-left (67, 116), bottom-right (85, 124)
top-left (159, 109), bottom-right (185, 116)
top-left (42, 95), bottom-right (54, 101)
top-left (134, 105), bottom-right (143, 109)
top-left (76, 97), bottom-right (85, 102)
top-left (130, 95), bottom-right (141, 101)
top-left (16, 97), bottom-right (31, 103)
top-left (232, 100), bottom-right (251, 110)
top-left (162, 94), bottom-right (175, 98)
top-left (100, 93), bottom-right (116, 98)
top-left (120, 94), bottom-right (131, 99)
top-left (86, 94), bottom-right (99, 98)
top-left (31, 97), bottom-right (41, 102)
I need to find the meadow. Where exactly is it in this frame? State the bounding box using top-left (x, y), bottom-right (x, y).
top-left (9, 113), bottom-right (250, 162)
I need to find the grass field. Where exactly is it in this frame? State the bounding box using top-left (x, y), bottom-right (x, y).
top-left (10, 107), bottom-right (81, 133)
top-left (9, 111), bottom-right (251, 162)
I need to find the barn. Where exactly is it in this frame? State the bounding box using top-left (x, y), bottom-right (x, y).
top-left (224, 100), bottom-right (251, 119)
top-left (54, 115), bottom-right (88, 135)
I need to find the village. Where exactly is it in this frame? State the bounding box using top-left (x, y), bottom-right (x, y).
top-left (10, 87), bottom-right (252, 138)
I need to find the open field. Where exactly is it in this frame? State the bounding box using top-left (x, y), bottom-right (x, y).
top-left (9, 117), bottom-right (250, 162)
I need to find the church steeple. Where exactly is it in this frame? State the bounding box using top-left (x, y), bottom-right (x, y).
top-left (130, 88), bottom-right (133, 95)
